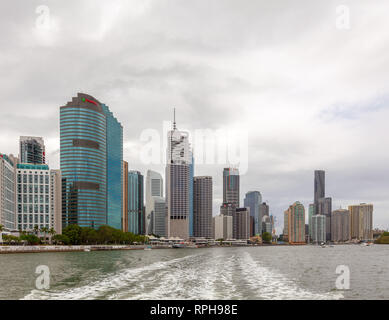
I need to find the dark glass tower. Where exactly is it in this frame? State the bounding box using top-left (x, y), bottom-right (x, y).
top-left (128, 170), bottom-right (144, 234)
top-left (60, 93), bottom-right (122, 229)
top-left (314, 170), bottom-right (325, 208)
top-left (223, 168), bottom-right (240, 207)
top-left (20, 136), bottom-right (45, 164)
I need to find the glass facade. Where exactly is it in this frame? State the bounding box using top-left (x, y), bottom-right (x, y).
top-left (102, 104), bottom-right (123, 230)
top-left (189, 153), bottom-right (194, 237)
top-left (128, 171), bottom-right (144, 235)
top-left (60, 93), bottom-right (108, 229)
top-left (244, 191), bottom-right (262, 235)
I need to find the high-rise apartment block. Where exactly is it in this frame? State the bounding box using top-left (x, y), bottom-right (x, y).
top-left (233, 207), bottom-right (250, 240)
top-left (213, 214), bottom-right (233, 240)
top-left (312, 214), bottom-right (326, 243)
top-left (331, 209), bottom-right (350, 242)
top-left (349, 204), bottom-right (373, 241)
top-left (285, 201), bottom-right (305, 244)
top-left (145, 170), bottom-right (163, 235)
top-left (0, 154), bottom-right (17, 231)
top-left (223, 168), bottom-right (240, 206)
top-left (128, 170), bottom-right (144, 235)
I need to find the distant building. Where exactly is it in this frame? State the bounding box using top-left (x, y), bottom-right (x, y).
top-left (283, 210), bottom-right (289, 242)
top-left (349, 204), bottom-right (373, 241)
top-left (122, 161), bottom-right (129, 232)
top-left (312, 214), bottom-right (326, 244)
top-left (318, 197), bottom-right (332, 241)
top-left (153, 197), bottom-right (167, 237)
top-left (0, 154), bottom-right (17, 231)
top-left (128, 171), bottom-right (144, 235)
top-left (314, 170), bottom-right (325, 210)
top-left (19, 136), bottom-right (45, 165)
top-left (193, 176), bottom-right (213, 238)
top-left (145, 170), bottom-right (163, 235)
top-left (213, 215), bottom-right (233, 240)
top-left (233, 208), bottom-right (250, 240)
top-left (259, 202), bottom-right (270, 234)
top-left (220, 202), bottom-right (236, 217)
top-left (244, 191), bottom-right (262, 235)
top-left (223, 168), bottom-right (240, 207)
top-left (331, 209), bottom-right (350, 242)
top-left (308, 203), bottom-right (315, 242)
top-left (285, 201), bottom-right (305, 244)
top-left (262, 215), bottom-right (272, 234)
top-left (50, 170), bottom-right (62, 234)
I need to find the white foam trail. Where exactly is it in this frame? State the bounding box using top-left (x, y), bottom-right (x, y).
top-left (238, 251), bottom-right (344, 300)
top-left (22, 254), bottom-right (202, 300)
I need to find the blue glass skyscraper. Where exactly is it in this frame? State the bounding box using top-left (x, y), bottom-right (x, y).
top-left (60, 93), bottom-right (123, 229)
top-left (128, 170), bottom-right (144, 234)
top-left (244, 191), bottom-right (262, 235)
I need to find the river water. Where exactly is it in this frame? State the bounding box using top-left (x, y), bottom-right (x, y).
top-left (0, 245), bottom-right (388, 300)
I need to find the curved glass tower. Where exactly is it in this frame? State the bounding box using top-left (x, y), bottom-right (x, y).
top-left (60, 93), bottom-right (108, 229)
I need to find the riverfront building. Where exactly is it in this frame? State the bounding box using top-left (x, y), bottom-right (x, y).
top-left (193, 176), bottom-right (213, 238)
top-left (233, 208), bottom-right (250, 240)
top-left (213, 214), bottom-right (233, 240)
top-left (312, 214), bottom-right (326, 244)
top-left (286, 201), bottom-right (305, 244)
top-left (60, 93), bottom-right (123, 230)
top-left (349, 203), bottom-right (373, 241)
top-left (331, 209), bottom-right (350, 242)
top-left (128, 170), bottom-right (144, 235)
top-left (153, 197), bottom-right (167, 237)
top-left (0, 154), bottom-right (17, 231)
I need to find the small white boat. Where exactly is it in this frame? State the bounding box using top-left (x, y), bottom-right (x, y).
top-left (84, 248), bottom-right (91, 252)
top-left (144, 246), bottom-right (152, 251)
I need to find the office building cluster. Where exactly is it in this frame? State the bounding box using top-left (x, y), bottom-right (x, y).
top-left (0, 93), bottom-right (374, 244)
top-left (283, 170), bottom-right (374, 244)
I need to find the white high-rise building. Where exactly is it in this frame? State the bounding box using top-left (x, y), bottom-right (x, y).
top-left (0, 153), bottom-right (17, 231)
top-left (166, 111), bottom-right (191, 239)
top-left (312, 214), bottom-right (326, 244)
top-left (145, 170), bottom-right (163, 235)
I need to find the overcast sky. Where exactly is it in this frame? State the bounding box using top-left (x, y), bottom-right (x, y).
top-left (1, 0), bottom-right (388, 233)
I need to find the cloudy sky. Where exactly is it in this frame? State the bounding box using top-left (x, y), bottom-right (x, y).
top-left (1, 0), bottom-right (388, 233)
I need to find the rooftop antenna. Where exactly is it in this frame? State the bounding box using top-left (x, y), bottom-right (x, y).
top-left (173, 108), bottom-right (177, 130)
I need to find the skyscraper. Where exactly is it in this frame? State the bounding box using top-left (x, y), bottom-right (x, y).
top-left (102, 105), bottom-right (123, 230)
top-left (145, 170), bottom-right (163, 235)
top-left (233, 207), bottom-right (250, 240)
top-left (20, 136), bottom-right (45, 165)
top-left (223, 168), bottom-right (240, 206)
top-left (349, 204), bottom-right (373, 241)
top-left (189, 152), bottom-right (194, 237)
top-left (331, 209), bottom-right (350, 242)
top-left (213, 214), bottom-right (233, 240)
top-left (60, 93), bottom-right (123, 229)
top-left (166, 112), bottom-right (191, 239)
top-left (122, 161), bottom-right (129, 232)
top-left (318, 197), bottom-right (332, 241)
top-left (0, 153), bottom-right (17, 231)
top-left (286, 201), bottom-right (305, 244)
top-left (244, 191), bottom-right (262, 235)
top-left (314, 170), bottom-right (325, 208)
top-left (153, 197), bottom-right (167, 237)
top-left (128, 170), bottom-right (144, 235)
top-left (50, 169), bottom-right (62, 235)
top-left (312, 214), bottom-right (326, 244)
top-left (193, 176), bottom-right (213, 238)
top-left (308, 203), bottom-right (315, 241)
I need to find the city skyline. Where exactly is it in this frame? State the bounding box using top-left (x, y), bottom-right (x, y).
top-left (1, 1), bottom-right (389, 232)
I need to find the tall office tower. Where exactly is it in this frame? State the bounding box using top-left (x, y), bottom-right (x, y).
top-left (60, 93), bottom-right (123, 230)
top-left (101, 104), bottom-right (123, 230)
top-left (16, 163), bottom-right (59, 234)
top-left (153, 197), bottom-right (167, 237)
top-left (262, 215), bottom-right (272, 234)
top-left (314, 170), bottom-right (325, 208)
top-left (286, 201), bottom-right (305, 244)
top-left (193, 176), bottom-right (213, 238)
top-left (259, 202), bottom-right (270, 234)
top-left (283, 210), bottom-right (289, 242)
top-left (220, 202), bottom-right (236, 216)
top-left (249, 216), bottom-right (255, 237)
top-left (128, 171), bottom-right (144, 235)
top-left (213, 214), bottom-right (233, 240)
top-left (331, 209), bottom-right (350, 242)
top-left (189, 152), bottom-right (194, 237)
top-left (122, 161), bottom-right (129, 232)
top-left (145, 170), bottom-right (163, 235)
top-left (223, 168), bottom-right (240, 206)
top-left (20, 136), bottom-right (45, 165)
top-left (0, 154), bottom-right (17, 231)
top-left (318, 197), bottom-right (332, 241)
top-left (50, 170), bottom-right (62, 234)
top-left (349, 203), bottom-right (373, 241)
top-left (308, 203), bottom-right (315, 242)
top-left (312, 214), bottom-right (326, 244)
top-left (233, 208), bottom-right (250, 240)
top-left (244, 191), bottom-right (262, 235)
top-left (166, 113), bottom-right (191, 239)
